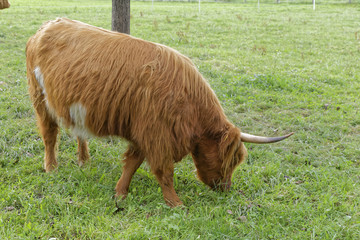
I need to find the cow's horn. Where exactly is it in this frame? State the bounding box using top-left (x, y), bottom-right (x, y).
top-left (240, 132), bottom-right (293, 144)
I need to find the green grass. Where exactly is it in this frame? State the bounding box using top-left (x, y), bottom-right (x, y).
top-left (1, 0), bottom-right (360, 239)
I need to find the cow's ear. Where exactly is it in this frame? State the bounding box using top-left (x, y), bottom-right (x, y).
top-left (219, 126), bottom-right (241, 175)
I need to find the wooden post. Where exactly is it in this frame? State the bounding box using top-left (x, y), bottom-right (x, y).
top-left (112, 0), bottom-right (130, 34)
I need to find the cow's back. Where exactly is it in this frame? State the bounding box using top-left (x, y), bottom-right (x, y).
top-left (26, 18), bottom-right (220, 158)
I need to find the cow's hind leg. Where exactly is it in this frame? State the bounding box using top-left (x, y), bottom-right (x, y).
top-left (77, 137), bottom-right (90, 167)
top-left (115, 145), bottom-right (145, 199)
top-left (34, 102), bottom-right (59, 172)
top-left (151, 161), bottom-right (183, 207)
top-left (28, 66), bottom-right (59, 172)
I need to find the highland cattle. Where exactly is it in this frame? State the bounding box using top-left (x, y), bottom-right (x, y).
top-left (26, 18), bottom-right (292, 206)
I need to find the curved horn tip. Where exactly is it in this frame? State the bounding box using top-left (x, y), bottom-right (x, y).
top-left (240, 131), bottom-right (294, 144)
top-left (285, 132), bottom-right (294, 137)
top-left (274, 131), bottom-right (295, 142)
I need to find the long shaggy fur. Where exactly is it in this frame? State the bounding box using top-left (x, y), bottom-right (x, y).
top-left (26, 18), bottom-right (247, 206)
top-left (0, 0), bottom-right (10, 9)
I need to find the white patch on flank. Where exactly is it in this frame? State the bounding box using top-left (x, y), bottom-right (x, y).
top-left (34, 66), bottom-right (54, 115)
top-left (69, 103), bottom-right (93, 139)
top-left (34, 66), bottom-right (45, 92)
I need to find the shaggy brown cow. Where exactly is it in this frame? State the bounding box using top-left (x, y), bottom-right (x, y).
top-left (0, 0), bottom-right (10, 9)
top-left (26, 18), bottom-right (292, 207)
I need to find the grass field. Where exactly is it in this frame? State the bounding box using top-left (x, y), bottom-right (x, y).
top-left (1, 0), bottom-right (360, 239)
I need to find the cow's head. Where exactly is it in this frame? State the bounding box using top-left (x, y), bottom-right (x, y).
top-left (191, 126), bottom-right (247, 191)
top-left (191, 125), bottom-right (293, 190)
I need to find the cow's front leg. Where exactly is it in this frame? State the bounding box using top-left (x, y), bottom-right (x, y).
top-left (115, 145), bottom-right (144, 199)
top-left (152, 162), bottom-right (183, 207)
